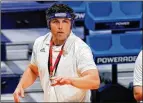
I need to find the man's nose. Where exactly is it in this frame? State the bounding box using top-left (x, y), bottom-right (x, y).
top-left (58, 22), bottom-right (63, 29)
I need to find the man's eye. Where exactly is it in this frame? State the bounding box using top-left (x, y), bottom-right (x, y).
top-left (63, 20), bottom-right (68, 23)
top-left (52, 21), bottom-right (58, 23)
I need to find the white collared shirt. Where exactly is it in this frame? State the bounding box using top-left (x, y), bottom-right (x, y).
top-left (30, 31), bottom-right (97, 102)
top-left (133, 50), bottom-right (142, 86)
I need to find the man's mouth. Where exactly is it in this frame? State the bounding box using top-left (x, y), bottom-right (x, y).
top-left (57, 31), bottom-right (64, 33)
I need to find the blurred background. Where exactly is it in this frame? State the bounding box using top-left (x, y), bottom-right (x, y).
top-left (1, 1), bottom-right (142, 102)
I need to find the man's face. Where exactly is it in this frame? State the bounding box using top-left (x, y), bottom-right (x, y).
top-left (50, 18), bottom-right (72, 41)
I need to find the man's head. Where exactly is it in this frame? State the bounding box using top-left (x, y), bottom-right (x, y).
top-left (46, 4), bottom-right (76, 42)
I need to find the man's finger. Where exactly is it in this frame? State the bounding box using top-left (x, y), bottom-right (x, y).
top-left (59, 78), bottom-right (65, 83)
top-left (21, 88), bottom-right (25, 98)
top-left (13, 93), bottom-right (20, 102)
top-left (51, 80), bottom-right (58, 86)
top-left (50, 77), bottom-right (62, 82)
top-left (55, 77), bottom-right (62, 81)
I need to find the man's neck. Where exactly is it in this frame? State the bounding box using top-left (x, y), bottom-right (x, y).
top-left (52, 38), bottom-right (65, 46)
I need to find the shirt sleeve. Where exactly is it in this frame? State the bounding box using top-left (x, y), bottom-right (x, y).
top-left (133, 50), bottom-right (142, 86)
top-left (76, 44), bottom-right (97, 74)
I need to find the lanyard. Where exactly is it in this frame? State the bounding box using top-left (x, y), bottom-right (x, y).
top-left (48, 40), bottom-right (65, 77)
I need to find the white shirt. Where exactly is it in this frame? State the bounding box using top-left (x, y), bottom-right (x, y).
top-left (30, 32), bottom-right (97, 102)
top-left (133, 50), bottom-right (142, 86)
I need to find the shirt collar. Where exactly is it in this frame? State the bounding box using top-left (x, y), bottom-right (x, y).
top-left (45, 32), bottom-right (52, 45)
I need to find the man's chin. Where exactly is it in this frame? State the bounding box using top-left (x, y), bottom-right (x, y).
top-left (58, 38), bottom-right (66, 41)
top-left (56, 35), bottom-right (68, 40)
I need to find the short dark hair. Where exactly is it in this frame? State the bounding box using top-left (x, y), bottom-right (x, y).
top-left (46, 3), bottom-right (76, 20)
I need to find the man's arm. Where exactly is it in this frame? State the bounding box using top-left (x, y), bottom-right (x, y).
top-left (51, 69), bottom-right (100, 90)
top-left (134, 86), bottom-right (143, 101)
top-left (17, 64), bottom-right (39, 89)
top-left (13, 64), bottom-right (39, 102)
top-left (70, 69), bottom-right (100, 89)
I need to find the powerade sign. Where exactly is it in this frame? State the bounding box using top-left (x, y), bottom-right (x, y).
top-left (95, 55), bottom-right (137, 64)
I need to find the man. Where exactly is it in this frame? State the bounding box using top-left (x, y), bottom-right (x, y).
top-left (133, 50), bottom-right (143, 101)
top-left (13, 4), bottom-right (100, 102)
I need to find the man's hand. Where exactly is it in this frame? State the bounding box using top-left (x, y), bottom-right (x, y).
top-left (13, 85), bottom-right (25, 102)
top-left (50, 76), bottom-right (72, 86)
